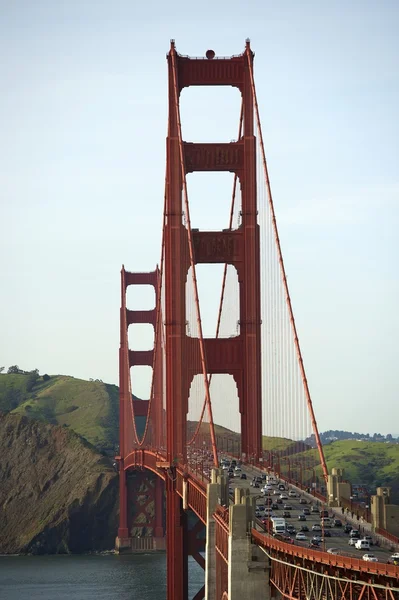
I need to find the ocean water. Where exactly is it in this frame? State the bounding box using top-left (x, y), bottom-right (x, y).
top-left (0, 553), bottom-right (204, 600)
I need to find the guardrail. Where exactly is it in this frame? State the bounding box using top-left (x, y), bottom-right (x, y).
top-left (252, 529), bottom-right (399, 579)
top-left (375, 528), bottom-right (399, 545)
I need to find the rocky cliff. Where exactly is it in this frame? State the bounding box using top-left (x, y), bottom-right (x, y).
top-left (0, 413), bottom-right (118, 554)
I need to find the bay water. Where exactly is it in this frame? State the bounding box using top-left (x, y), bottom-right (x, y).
top-left (0, 553), bottom-right (204, 600)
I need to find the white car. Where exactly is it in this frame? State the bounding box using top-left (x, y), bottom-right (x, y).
top-left (391, 553), bottom-right (399, 561)
top-left (288, 490), bottom-right (297, 498)
top-left (348, 538), bottom-right (358, 546)
top-left (363, 554), bottom-right (378, 562)
top-left (312, 525), bottom-right (322, 532)
top-left (295, 532), bottom-right (307, 541)
top-left (327, 548), bottom-right (339, 555)
top-left (280, 494), bottom-right (288, 500)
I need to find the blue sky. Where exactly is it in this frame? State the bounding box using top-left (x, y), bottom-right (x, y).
top-left (1, 0), bottom-right (398, 435)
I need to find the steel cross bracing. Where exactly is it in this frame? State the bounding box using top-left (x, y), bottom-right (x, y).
top-left (115, 41), bottom-right (397, 600)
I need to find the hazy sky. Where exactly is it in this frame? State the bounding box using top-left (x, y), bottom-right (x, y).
top-left (1, 1), bottom-right (398, 435)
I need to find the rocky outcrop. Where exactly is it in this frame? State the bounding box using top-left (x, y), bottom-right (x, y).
top-left (0, 413), bottom-right (118, 554)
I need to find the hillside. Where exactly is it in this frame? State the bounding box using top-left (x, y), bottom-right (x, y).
top-left (2, 372), bottom-right (399, 505)
top-left (0, 413), bottom-right (118, 554)
top-left (0, 373), bottom-right (119, 454)
top-left (283, 441), bottom-right (399, 503)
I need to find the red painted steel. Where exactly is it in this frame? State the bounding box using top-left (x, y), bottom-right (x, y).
top-left (252, 529), bottom-right (399, 580)
top-left (245, 44), bottom-right (329, 483)
top-left (117, 41), bottom-right (395, 600)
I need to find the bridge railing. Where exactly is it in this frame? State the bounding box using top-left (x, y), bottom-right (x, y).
top-left (214, 505), bottom-right (230, 563)
top-left (375, 527), bottom-right (399, 545)
top-left (252, 529), bottom-right (399, 579)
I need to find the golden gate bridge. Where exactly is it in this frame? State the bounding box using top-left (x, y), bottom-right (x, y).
top-left (115, 40), bottom-right (399, 600)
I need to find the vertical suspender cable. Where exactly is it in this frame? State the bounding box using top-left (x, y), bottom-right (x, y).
top-left (246, 48), bottom-right (328, 484)
top-left (187, 103), bottom-right (244, 446)
top-left (170, 45), bottom-right (219, 468)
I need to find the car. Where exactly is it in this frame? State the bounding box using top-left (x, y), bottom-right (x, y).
top-left (355, 539), bottom-right (370, 551)
top-left (283, 504), bottom-right (292, 510)
top-left (312, 535), bottom-right (322, 543)
top-left (311, 506), bottom-right (319, 513)
top-left (327, 548), bottom-right (339, 555)
top-left (273, 489), bottom-right (280, 495)
top-left (253, 482), bottom-right (260, 488)
top-left (363, 554), bottom-right (378, 562)
top-left (312, 525), bottom-right (322, 531)
top-left (288, 490), bottom-right (297, 498)
top-left (296, 532), bottom-right (307, 541)
top-left (298, 515), bottom-right (306, 521)
top-left (286, 525), bottom-right (296, 534)
top-left (276, 498), bottom-right (283, 504)
top-left (363, 535), bottom-right (373, 545)
top-left (271, 503), bottom-right (279, 510)
top-left (309, 541), bottom-right (320, 548)
top-left (273, 533), bottom-right (293, 543)
top-left (323, 530), bottom-right (331, 537)
top-left (349, 530), bottom-right (360, 538)
top-left (302, 508), bottom-right (311, 515)
top-left (348, 538), bottom-right (358, 546)
top-left (334, 519), bottom-right (342, 527)
top-left (278, 484), bottom-right (285, 491)
top-left (240, 473), bottom-right (247, 480)
top-left (390, 553), bottom-right (399, 561)
top-left (282, 511), bottom-right (291, 518)
top-left (300, 525), bottom-right (309, 532)
top-left (234, 466), bottom-right (241, 472)
top-left (280, 494), bottom-right (288, 500)
top-left (299, 498), bottom-right (307, 504)
top-left (344, 524), bottom-right (352, 533)
top-left (321, 510), bottom-right (329, 518)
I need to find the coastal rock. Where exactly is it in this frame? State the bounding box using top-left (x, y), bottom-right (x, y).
top-left (0, 413), bottom-right (118, 554)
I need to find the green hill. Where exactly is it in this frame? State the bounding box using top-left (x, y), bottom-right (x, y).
top-left (0, 373), bottom-right (119, 454)
top-left (2, 372), bottom-right (399, 501)
top-left (276, 440), bottom-right (399, 503)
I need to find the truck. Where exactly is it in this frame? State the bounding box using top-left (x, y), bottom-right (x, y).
top-left (271, 517), bottom-right (286, 535)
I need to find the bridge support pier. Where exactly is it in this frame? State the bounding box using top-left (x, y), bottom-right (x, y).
top-left (228, 490), bottom-right (270, 600)
top-left (115, 462), bottom-right (131, 552)
top-left (205, 469), bottom-right (227, 600)
top-left (166, 478), bottom-right (188, 600)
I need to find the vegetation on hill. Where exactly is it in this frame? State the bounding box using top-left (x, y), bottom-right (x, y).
top-left (0, 372), bottom-right (119, 455)
top-left (2, 368), bottom-right (399, 503)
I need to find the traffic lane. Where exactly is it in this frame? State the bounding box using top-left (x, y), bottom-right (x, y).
top-left (235, 475), bottom-right (393, 563)
top-left (262, 500), bottom-right (392, 562)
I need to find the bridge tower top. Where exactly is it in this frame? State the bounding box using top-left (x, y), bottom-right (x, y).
top-left (165, 41), bottom-right (263, 463)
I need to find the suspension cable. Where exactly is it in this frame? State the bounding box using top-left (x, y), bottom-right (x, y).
top-left (187, 101), bottom-right (244, 446)
top-left (126, 157), bottom-right (168, 448)
top-left (170, 45), bottom-right (219, 468)
top-left (245, 47), bottom-right (329, 483)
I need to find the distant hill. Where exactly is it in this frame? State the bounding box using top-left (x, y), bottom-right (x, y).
top-left (305, 429), bottom-right (399, 445)
top-left (0, 373), bottom-right (120, 455)
top-left (1, 371), bottom-right (399, 502)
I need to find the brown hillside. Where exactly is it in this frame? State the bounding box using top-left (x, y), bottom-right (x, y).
top-left (0, 413), bottom-right (118, 554)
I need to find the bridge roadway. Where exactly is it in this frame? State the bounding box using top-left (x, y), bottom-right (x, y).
top-left (223, 459), bottom-right (396, 565)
